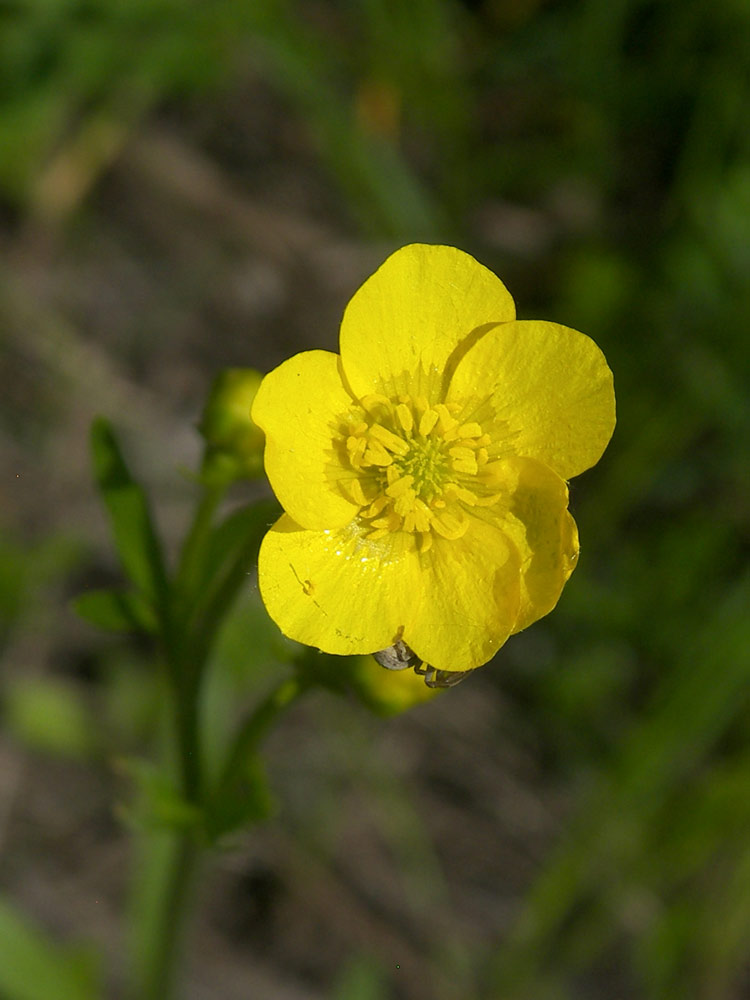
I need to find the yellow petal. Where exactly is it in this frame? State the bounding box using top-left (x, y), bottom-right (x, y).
top-left (403, 517), bottom-right (521, 672)
top-left (252, 351), bottom-right (359, 530)
top-left (257, 515), bottom-right (417, 656)
top-left (487, 456), bottom-right (580, 634)
top-left (447, 320), bottom-right (615, 480)
top-left (339, 244), bottom-right (516, 401)
top-left (258, 512), bottom-right (522, 672)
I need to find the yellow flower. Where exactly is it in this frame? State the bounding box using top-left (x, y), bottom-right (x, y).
top-left (252, 245), bottom-right (615, 676)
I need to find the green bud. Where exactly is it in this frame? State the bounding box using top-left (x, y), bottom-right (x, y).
top-left (199, 368), bottom-right (265, 484)
top-left (349, 655), bottom-right (441, 716)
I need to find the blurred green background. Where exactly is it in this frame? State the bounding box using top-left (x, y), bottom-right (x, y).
top-left (1, 1), bottom-right (749, 998)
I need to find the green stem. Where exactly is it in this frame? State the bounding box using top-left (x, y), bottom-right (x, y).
top-left (131, 830), bottom-right (201, 1000)
top-left (131, 486), bottom-right (226, 999)
top-left (134, 493), bottom-right (290, 998)
top-left (173, 670), bottom-right (202, 803)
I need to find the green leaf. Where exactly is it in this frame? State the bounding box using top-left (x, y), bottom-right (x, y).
top-left (0, 895), bottom-right (101, 1000)
top-left (3, 679), bottom-right (98, 760)
top-left (332, 954), bottom-right (389, 1000)
top-left (71, 588), bottom-right (157, 634)
top-left (90, 418), bottom-right (169, 611)
top-left (117, 757), bottom-right (203, 833)
top-left (186, 498), bottom-right (279, 660)
top-left (201, 499), bottom-right (280, 592)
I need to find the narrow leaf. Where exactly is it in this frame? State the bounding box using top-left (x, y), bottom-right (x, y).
top-left (187, 498), bottom-right (279, 657)
top-left (4, 679), bottom-right (98, 760)
top-left (202, 500), bottom-right (279, 590)
top-left (0, 896), bottom-right (101, 1000)
top-left (90, 418), bottom-right (168, 608)
top-left (117, 757), bottom-right (203, 833)
top-left (72, 588), bottom-right (157, 634)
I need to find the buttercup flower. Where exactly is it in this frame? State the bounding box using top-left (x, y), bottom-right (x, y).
top-left (252, 245), bottom-right (615, 678)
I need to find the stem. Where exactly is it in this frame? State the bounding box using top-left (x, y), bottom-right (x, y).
top-left (173, 671), bottom-right (202, 803)
top-left (130, 485), bottom-right (225, 1000)
top-left (130, 830), bottom-right (201, 1000)
top-left (131, 492), bottom-right (291, 998)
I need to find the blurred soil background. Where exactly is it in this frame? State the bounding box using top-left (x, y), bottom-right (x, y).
top-left (1, 1), bottom-right (750, 998)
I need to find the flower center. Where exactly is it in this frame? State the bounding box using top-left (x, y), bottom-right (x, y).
top-left (338, 393), bottom-right (502, 551)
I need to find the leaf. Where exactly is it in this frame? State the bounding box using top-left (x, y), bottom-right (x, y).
top-left (201, 500), bottom-right (280, 593)
top-left (116, 757), bottom-right (203, 833)
top-left (90, 418), bottom-right (169, 611)
top-left (3, 679), bottom-right (98, 760)
top-left (0, 896), bottom-right (101, 1000)
top-left (186, 498), bottom-right (280, 661)
top-left (71, 588), bottom-right (157, 634)
top-left (332, 955), bottom-right (389, 1000)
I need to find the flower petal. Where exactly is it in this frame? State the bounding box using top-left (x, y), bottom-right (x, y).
top-left (258, 512), bottom-right (521, 672)
top-left (403, 518), bottom-right (521, 673)
top-left (340, 244), bottom-right (516, 401)
top-left (485, 456), bottom-right (579, 634)
top-left (257, 515), bottom-right (411, 656)
top-left (447, 320), bottom-right (615, 479)
top-left (252, 351), bottom-right (359, 529)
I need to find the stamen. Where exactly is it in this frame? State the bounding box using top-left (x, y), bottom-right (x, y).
top-left (473, 492), bottom-right (503, 507)
top-left (363, 441), bottom-right (393, 466)
top-left (434, 404), bottom-right (458, 435)
top-left (395, 403), bottom-right (414, 435)
top-left (432, 510), bottom-right (468, 539)
top-left (339, 392), bottom-right (502, 544)
top-left (340, 477), bottom-right (371, 506)
top-left (363, 495), bottom-right (389, 518)
top-left (451, 455), bottom-right (478, 475)
top-left (445, 484), bottom-right (479, 505)
top-left (393, 491), bottom-right (417, 516)
top-left (386, 474), bottom-right (415, 498)
top-left (360, 393), bottom-right (391, 413)
top-left (369, 423), bottom-right (410, 455)
top-left (457, 422), bottom-right (482, 438)
top-left (448, 445), bottom-right (476, 464)
top-left (347, 436), bottom-right (368, 468)
top-left (419, 409), bottom-right (438, 437)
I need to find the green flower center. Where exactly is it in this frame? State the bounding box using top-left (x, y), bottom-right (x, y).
top-left (395, 435), bottom-right (447, 501)
top-left (339, 393), bottom-right (501, 550)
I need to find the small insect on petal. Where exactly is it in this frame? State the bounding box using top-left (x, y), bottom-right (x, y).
top-left (373, 638), bottom-right (418, 671)
top-left (374, 639), bottom-right (475, 689)
top-left (414, 662), bottom-right (475, 688)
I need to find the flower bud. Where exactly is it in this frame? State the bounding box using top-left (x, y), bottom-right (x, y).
top-left (199, 369), bottom-right (265, 484)
top-left (350, 655), bottom-right (441, 717)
